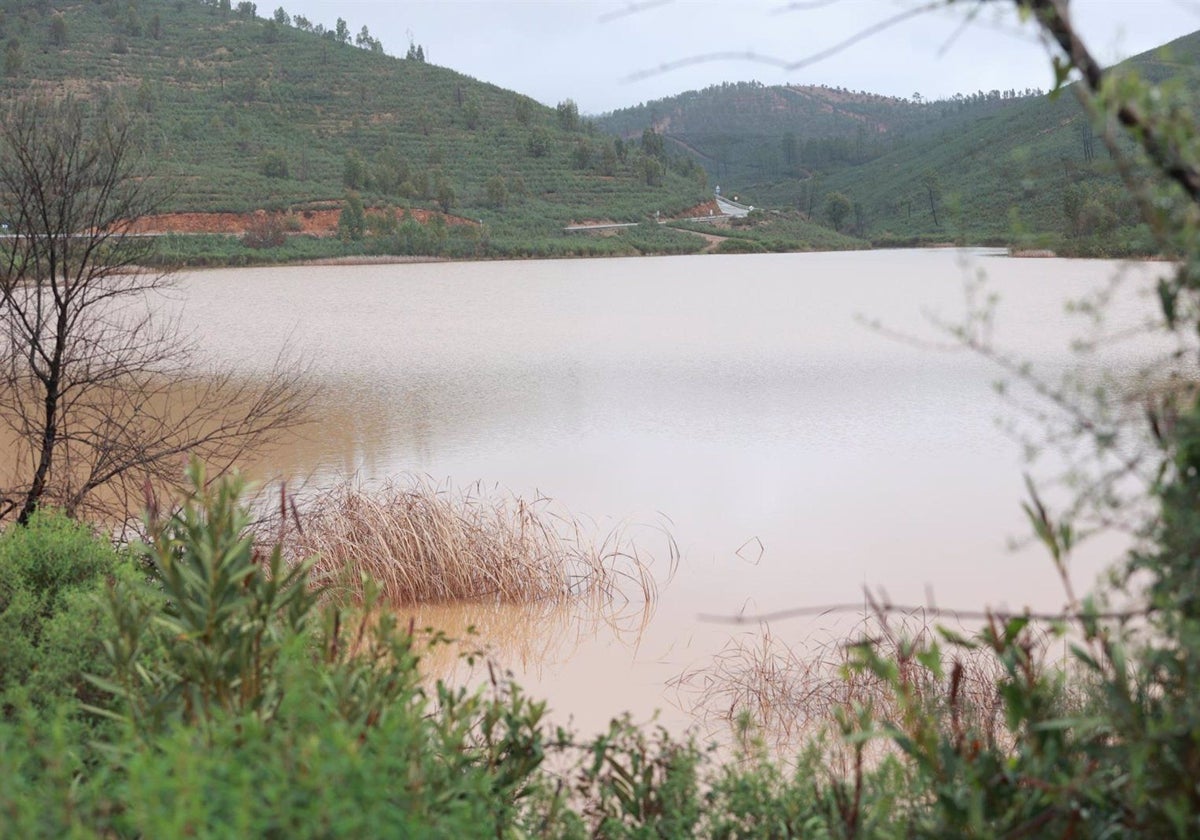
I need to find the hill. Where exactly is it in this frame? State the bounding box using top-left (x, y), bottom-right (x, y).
top-left (802, 30), bottom-right (1200, 252)
top-left (598, 31), bottom-right (1200, 255)
top-left (597, 80), bottom-right (1045, 186)
top-left (0, 0), bottom-right (712, 259)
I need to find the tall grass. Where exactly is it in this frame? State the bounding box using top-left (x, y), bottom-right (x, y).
top-left (277, 478), bottom-right (670, 607)
top-left (671, 612), bottom-right (1015, 759)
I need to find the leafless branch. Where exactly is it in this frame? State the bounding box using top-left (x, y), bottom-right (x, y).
top-left (698, 600), bottom-right (1149, 625)
top-left (624, 2), bottom-right (942, 82)
top-left (0, 95), bottom-right (310, 528)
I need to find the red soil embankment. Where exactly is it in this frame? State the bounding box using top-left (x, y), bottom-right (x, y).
top-left (128, 207), bottom-right (477, 236)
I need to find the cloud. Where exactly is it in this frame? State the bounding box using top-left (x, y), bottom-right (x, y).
top-left (279, 0), bottom-right (1200, 112)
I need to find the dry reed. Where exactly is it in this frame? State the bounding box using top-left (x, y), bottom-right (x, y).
top-left (275, 478), bottom-right (671, 607)
top-left (670, 612), bottom-right (1017, 760)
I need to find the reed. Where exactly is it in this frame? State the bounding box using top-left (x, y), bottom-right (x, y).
top-left (275, 478), bottom-right (668, 607)
top-left (671, 613), bottom-right (1013, 758)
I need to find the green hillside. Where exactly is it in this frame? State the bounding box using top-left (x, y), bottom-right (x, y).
top-left (0, 0), bottom-right (710, 258)
top-left (600, 31), bottom-right (1200, 255)
top-left (597, 80), bottom-right (1045, 185)
top-left (802, 31), bottom-right (1200, 252)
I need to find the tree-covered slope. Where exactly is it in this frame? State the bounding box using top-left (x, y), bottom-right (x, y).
top-left (0, 0), bottom-right (708, 235)
top-left (802, 30), bottom-right (1200, 250)
top-left (599, 30), bottom-right (1200, 254)
top-left (597, 80), bottom-right (1045, 185)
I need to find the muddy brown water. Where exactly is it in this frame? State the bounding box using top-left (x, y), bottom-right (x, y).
top-left (169, 249), bottom-right (1174, 740)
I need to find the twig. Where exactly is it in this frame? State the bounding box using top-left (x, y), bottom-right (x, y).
top-left (698, 601), bottom-right (1149, 625)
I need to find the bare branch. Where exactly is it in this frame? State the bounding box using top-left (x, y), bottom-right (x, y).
top-left (698, 600), bottom-right (1148, 625)
top-left (0, 95), bottom-right (309, 528)
top-left (624, 2), bottom-right (942, 82)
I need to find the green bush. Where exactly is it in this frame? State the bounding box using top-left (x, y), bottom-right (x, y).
top-left (0, 510), bottom-right (133, 713)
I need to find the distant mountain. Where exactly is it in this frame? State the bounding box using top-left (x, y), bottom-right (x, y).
top-left (596, 80), bottom-right (1045, 185)
top-left (0, 0), bottom-right (708, 234)
top-left (597, 31), bottom-right (1200, 254)
top-left (806, 30), bottom-right (1200, 250)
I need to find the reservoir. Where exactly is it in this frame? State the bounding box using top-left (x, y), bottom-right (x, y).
top-left (175, 249), bottom-right (1171, 737)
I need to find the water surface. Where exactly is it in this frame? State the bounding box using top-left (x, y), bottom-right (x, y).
top-left (177, 249), bottom-right (1168, 736)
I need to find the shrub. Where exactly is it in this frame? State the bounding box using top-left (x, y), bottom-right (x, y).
top-left (0, 511), bottom-right (132, 713)
top-left (259, 148), bottom-right (289, 179)
top-left (241, 210), bottom-right (286, 248)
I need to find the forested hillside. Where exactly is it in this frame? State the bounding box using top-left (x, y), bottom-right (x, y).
top-left (599, 30), bottom-right (1200, 255)
top-left (598, 80), bottom-right (1045, 185)
top-left (806, 29), bottom-right (1200, 251)
top-left (0, 0), bottom-right (709, 248)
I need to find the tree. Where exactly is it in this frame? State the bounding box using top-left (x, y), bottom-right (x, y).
top-left (526, 128), bottom-right (551, 159)
top-left (242, 210), bottom-right (287, 249)
top-left (433, 171), bottom-right (456, 213)
top-left (781, 132), bottom-right (798, 174)
top-left (600, 142), bottom-right (618, 176)
top-left (48, 13), bottom-right (67, 48)
top-left (462, 96), bottom-right (481, 131)
top-left (571, 138), bottom-right (592, 170)
top-left (4, 38), bottom-right (21, 77)
top-left (639, 155), bottom-right (664, 187)
top-left (0, 97), bottom-right (307, 526)
top-left (272, 6), bottom-right (290, 26)
top-left (484, 175), bottom-right (508, 209)
top-left (513, 96), bottom-right (532, 126)
top-left (556, 99), bottom-right (580, 132)
top-left (337, 190), bottom-right (365, 241)
top-left (334, 17), bottom-right (350, 45)
top-left (355, 25), bottom-right (382, 52)
top-left (824, 191), bottom-right (851, 231)
top-left (921, 170), bottom-right (941, 228)
top-left (342, 150), bottom-right (367, 190)
top-left (260, 148), bottom-right (289, 179)
top-left (641, 127), bottom-right (665, 159)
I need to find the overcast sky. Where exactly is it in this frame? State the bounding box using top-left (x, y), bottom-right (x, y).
top-left (277, 1), bottom-right (1200, 114)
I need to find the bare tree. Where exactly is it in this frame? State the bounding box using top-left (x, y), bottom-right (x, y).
top-left (0, 96), bottom-right (307, 526)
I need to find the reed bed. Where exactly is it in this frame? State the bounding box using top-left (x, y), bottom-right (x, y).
top-left (671, 613), bottom-right (1017, 760)
top-left (276, 478), bottom-right (670, 607)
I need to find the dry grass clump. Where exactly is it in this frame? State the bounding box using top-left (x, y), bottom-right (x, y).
top-left (277, 478), bottom-right (668, 607)
top-left (671, 613), bottom-right (1013, 760)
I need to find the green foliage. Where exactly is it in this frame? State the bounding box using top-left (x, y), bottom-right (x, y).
top-left (48, 12), bottom-right (66, 47)
top-left (337, 190), bottom-right (365, 241)
top-left (484, 173), bottom-right (507, 208)
top-left (640, 155), bottom-right (664, 187)
top-left (3, 36), bottom-right (20, 76)
top-left (342, 149), bottom-right (366, 190)
top-left (556, 98), bottom-right (580, 132)
top-left (0, 511), bottom-right (131, 712)
top-left (259, 147), bottom-right (289, 178)
top-left (825, 191), bottom-right (852, 231)
top-left (91, 462), bottom-right (318, 738)
top-left (527, 127), bottom-right (551, 158)
top-left (577, 716), bottom-right (702, 837)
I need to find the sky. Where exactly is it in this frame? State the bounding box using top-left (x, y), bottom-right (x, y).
top-left (277, 1), bottom-right (1200, 114)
